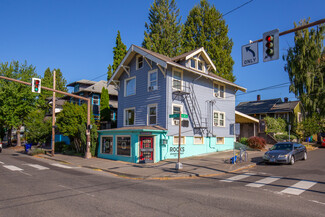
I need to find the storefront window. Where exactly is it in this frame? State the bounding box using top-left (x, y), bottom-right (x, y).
top-left (117, 136), bottom-right (131, 156)
top-left (102, 137), bottom-right (113, 154)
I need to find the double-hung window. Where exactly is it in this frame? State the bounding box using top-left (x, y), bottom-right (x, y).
top-left (148, 69), bottom-right (158, 91)
top-left (172, 105), bottom-right (182, 125)
top-left (136, 56), bottom-right (143, 70)
top-left (213, 111), bottom-right (225, 127)
top-left (148, 104), bottom-right (157, 125)
top-left (124, 108), bottom-right (135, 126)
top-left (213, 82), bottom-right (225, 98)
top-left (172, 68), bottom-right (182, 90)
top-left (125, 76), bottom-right (136, 97)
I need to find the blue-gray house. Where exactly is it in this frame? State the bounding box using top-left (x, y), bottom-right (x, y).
top-left (98, 45), bottom-right (246, 163)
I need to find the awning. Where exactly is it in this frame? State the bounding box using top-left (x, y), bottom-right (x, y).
top-left (235, 111), bottom-right (259, 123)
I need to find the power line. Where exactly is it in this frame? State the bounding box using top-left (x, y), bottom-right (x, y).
top-left (223, 0), bottom-right (254, 17)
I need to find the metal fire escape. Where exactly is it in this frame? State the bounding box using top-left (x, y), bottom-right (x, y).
top-left (173, 82), bottom-right (207, 134)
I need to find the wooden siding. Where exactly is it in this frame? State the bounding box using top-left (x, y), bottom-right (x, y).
top-left (117, 56), bottom-right (167, 128)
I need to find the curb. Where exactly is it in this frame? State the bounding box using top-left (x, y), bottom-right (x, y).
top-left (35, 154), bottom-right (259, 180)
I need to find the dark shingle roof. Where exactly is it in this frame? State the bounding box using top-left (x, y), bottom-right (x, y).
top-left (236, 98), bottom-right (282, 114)
top-left (270, 101), bottom-right (300, 113)
top-left (67, 79), bottom-right (96, 87)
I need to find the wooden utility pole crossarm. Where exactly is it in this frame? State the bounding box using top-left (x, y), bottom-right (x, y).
top-left (0, 75), bottom-right (92, 159)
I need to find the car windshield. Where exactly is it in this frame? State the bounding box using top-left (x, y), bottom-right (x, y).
top-left (270, 144), bottom-right (293, 151)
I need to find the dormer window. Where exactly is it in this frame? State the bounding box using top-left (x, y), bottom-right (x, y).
top-left (136, 56), bottom-right (143, 70)
top-left (189, 58), bottom-right (205, 72)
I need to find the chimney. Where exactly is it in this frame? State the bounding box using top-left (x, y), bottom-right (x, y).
top-left (284, 97), bottom-right (288, 103)
top-left (257, 95), bottom-right (261, 101)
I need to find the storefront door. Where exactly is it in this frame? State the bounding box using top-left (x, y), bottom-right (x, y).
top-left (139, 136), bottom-right (154, 163)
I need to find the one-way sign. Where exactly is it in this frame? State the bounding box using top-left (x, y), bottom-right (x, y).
top-left (242, 42), bottom-right (259, 67)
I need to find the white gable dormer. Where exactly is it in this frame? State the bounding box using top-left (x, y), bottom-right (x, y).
top-left (185, 47), bottom-right (216, 74)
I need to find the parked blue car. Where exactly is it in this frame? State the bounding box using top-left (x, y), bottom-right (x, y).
top-left (263, 142), bottom-right (307, 165)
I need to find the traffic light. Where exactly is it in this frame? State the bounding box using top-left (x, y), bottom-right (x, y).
top-left (32, 78), bottom-right (41, 93)
top-left (263, 29), bottom-right (279, 62)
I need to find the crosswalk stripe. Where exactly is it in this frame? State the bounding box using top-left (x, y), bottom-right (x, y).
top-left (51, 163), bottom-right (73, 169)
top-left (3, 165), bottom-right (23, 171)
top-left (246, 177), bottom-right (281, 188)
top-left (24, 164), bottom-right (49, 170)
top-left (281, 180), bottom-right (317, 195)
top-left (0, 161), bottom-right (4, 164)
top-left (220, 173), bottom-right (255, 182)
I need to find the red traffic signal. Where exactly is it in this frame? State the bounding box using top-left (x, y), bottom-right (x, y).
top-left (32, 78), bottom-right (41, 93)
top-left (265, 35), bottom-right (274, 56)
top-left (263, 29), bottom-right (279, 62)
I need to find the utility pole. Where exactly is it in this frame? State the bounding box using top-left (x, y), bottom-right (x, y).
top-left (51, 70), bottom-right (56, 157)
top-left (0, 75), bottom-right (92, 159)
top-left (175, 113), bottom-right (183, 170)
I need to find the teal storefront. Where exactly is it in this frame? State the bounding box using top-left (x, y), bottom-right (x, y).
top-left (98, 126), bottom-right (234, 163)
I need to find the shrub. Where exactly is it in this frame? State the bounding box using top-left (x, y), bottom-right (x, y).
top-left (239, 137), bottom-right (248, 145)
top-left (55, 141), bottom-right (67, 153)
top-left (247, 136), bottom-right (266, 150)
top-left (275, 133), bottom-right (297, 141)
top-left (28, 148), bottom-right (45, 156)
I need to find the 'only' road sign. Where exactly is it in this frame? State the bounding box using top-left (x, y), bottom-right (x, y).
top-left (242, 42), bottom-right (259, 67)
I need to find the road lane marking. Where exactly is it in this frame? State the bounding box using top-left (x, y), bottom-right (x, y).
top-left (281, 180), bottom-right (317, 195)
top-left (51, 163), bottom-right (73, 169)
top-left (0, 161), bottom-right (4, 164)
top-left (24, 164), bottom-right (49, 170)
top-left (220, 173), bottom-right (255, 182)
top-left (3, 165), bottom-right (24, 171)
top-left (246, 177), bottom-right (281, 188)
top-left (58, 185), bottom-right (95, 197)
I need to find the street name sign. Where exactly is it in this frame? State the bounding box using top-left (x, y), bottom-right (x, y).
top-left (181, 114), bottom-right (188, 118)
top-left (169, 114), bottom-right (179, 118)
top-left (242, 42), bottom-right (259, 67)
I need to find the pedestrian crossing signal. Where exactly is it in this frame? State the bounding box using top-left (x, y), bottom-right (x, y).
top-left (32, 78), bottom-right (41, 93)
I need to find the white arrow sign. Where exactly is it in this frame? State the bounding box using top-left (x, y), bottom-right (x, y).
top-left (242, 42), bottom-right (259, 67)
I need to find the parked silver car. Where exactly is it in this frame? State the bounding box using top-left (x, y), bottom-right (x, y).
top-left (263, 142), bottom-right (307, 165)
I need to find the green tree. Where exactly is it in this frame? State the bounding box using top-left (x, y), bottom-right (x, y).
top-left (24, 110), bottom-right (51, 145)
top-left (265, 117), bottom-right (287, 134)
top-left (182, 0), bottom-right (235, 82)
top-left (283, 18), bottom-right (325, 117)
top-left (56, 102), bottom-right (97, 156)
top-left (297, 114), bottom-right (323, 142)
top-left (143, 0), bottom-right (182, 57)
top-left (0, 61), bottom-right (38, 146)
top-left (113, 31), bottom-right (127, 72)
top-left (107, 31), bottom-right (127, 81)
top-left (39, 68), bottom-right (68, 110)
top-left (100, 87), bottom-right (110, 124)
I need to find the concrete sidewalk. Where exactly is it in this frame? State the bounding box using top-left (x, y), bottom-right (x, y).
top-left (36, 149), bottom-right (266, 179)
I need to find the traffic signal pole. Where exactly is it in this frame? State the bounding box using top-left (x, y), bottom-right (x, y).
top-left (251, 18), bottom-right (325, 44)
top-left (52, 70), bottom-right (56, 157)
top-left (0, 75), bottom-right (92, 159)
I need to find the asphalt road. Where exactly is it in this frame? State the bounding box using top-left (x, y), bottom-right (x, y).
top-left (0, 148), bottom-right (324, 217)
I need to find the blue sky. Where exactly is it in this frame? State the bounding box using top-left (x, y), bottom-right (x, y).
top-left (0, 0), bottom-right (324, 104)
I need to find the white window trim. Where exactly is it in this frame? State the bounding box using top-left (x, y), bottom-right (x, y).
top-left (172, 104), bottom-right (183, 126)
top-left (116, 135), bottom-right (132, 157)
top-left (173, 136), bottom-right (186, 145)
top-left (190, 57), bottom-right (206, 71)
top-left (213, 111), bottom-right (226, 127)
top-left (194, 136), bottom-right (204, 145)
top-left (213, 82), bottom-right (226, 98)
top-left (172, 67), bottom-right (183, 91)
top-left (124, 107), bottom-right (135, 126)
top-left (147, 103), bottom-right (158, 125)
top-left (136, 55), bottom-right (144, 70)
top-left (100, 135), bottom-right (114, 155)
top-left (216, 137), bottom-right (225, 145)
top-left (148, 69), bottom-right (158, 91)
top-left (124, 76), bottom-right (136, 97)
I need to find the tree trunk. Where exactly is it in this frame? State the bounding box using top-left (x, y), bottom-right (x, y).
top-left (16, 126), bottom-right (21, 146)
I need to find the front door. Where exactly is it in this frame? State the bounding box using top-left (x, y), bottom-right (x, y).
top-left (139, 136), bottom-right (154, 163)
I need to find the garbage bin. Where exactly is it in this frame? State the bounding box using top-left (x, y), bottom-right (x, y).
top-left (25, 143), bottom-right (32, 152)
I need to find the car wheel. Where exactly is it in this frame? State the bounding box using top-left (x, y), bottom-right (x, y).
top-left (289, 156), bottom-right (295, 165)
top-left (302, 152), bottom-right (307, 160)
